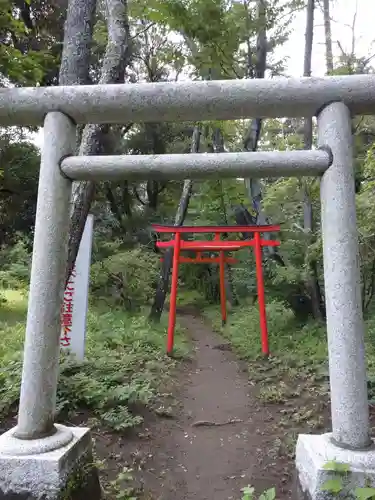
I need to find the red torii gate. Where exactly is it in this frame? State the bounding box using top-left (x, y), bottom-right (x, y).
top-left (152, 224), bottom-right (281, 357)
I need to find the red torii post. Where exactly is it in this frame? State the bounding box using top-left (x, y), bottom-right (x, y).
top-left (152, 224), bottom-right (281, 357)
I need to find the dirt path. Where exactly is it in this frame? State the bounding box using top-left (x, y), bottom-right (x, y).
top-left (1, 309), bottom-right (299, 499)
top-left (133, 312), bottom-right (293, 500)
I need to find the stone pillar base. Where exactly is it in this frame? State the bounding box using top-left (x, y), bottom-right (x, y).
top-left (296, 433), bottom-right (375, 500)
top-left (0, 425), bottom-right (101, 500)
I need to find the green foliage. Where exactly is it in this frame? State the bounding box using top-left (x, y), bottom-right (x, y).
top-left (321, 479), bottom-right (343, 495)
top-left (231, 251), bottom-right (256, 299)
top-left (204, 295), bottom-right (375, 394)
top-left (0, 43), bottom-right (49, 85)
top-left (57, 308), bottom-right (188, 429)
top-left (105, 467), bottom-right (138, 500)
top-left (135, 0), bottom-right (298, 79)
top-left (237, 477), bottom-right (375, 500)
top-left (176, 288), bottom-right (204, 307)
top-left (0, 238), bottom-right (31, 289)
top-left (355, 142), bottom-right (375, 313)
top-left (0, 289), bottom-right (28, 415)
top-left (356, 488), bottom-right (375, 500)
top-left (323, 461), bottom-right (350, 474)
top-left (0, 0), bottom-right (62, 85)
top-left (140, 0), bottom-right (240, 59)
top-left (320, 461), bottom-right (375, 499)
top-left (241, 485), bottom-right (276, 500)
top-left (259, 489), bottom-right (276, 500)
top-left (189, 179), bottom-right (248, 226)
top-left (0, 139), bottom-right (40, 247)
top-left (321, 460), bottom-right (348, 498)
top-left (205, 299), bottom-right (300, 360)
top-left (90, 247), bottom-right (159, 310)
top-left (0, 289), bottom-right (189, 429)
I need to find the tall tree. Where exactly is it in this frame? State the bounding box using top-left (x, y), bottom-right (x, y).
top-left (301, 0), bottom-right (324, 319)
top-left (211, 127), bottom-right (238, 306)
top-left (60, 0), bottom-right (131, 283)
top-left (322, 0), bottom-right (333, 73)
top-left (242, 0), bottom-right (282, 263)
top-left (149, 125), bottom-right (201, 321)
top-left (148, 0), bottom-right (229, 321)
top-left (58, 0), bottom-right (96, 86)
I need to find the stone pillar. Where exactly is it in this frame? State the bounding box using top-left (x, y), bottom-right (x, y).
top-left (318, 101), bottom-right (370, 450)
top-left (0, 112), bottom-right (101, 499)
top-left (296, 102), bottom-right (375, 500)
top-left (15, 111), bottom-right (75, 441)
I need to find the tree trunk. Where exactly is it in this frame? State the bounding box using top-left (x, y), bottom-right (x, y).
top-left (149, 125), bottom-right (201, 322)
top-left (302, 0), bottom-right (324, 320)
top-left (243, 0), bottom-right (281, 261)
top-left (58, 0), bottom-right (97, 154)
top-left (176, 30), bottom-right (240, 310)
top-left (322, 0), bottom-right (334, 73)
top-left (211, 127), bottom-right (239, 306)
top-left (243, 0), bottom-right (266, 221)
top-left (59, 0), bottom-right (97, 87)
top-left (64, 0), bottom-right (131, 284)
top-left (224, 264), bottom-right (237, 307)
top-left (303, 0), bottom-right (314, 83)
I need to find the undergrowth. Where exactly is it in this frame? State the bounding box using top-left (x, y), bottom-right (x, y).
top-left (0, 289), bottom-right (189, 431)
top-left (204, 299), bottom-right (326, 362)
top-left (203, 298), bottom-right (329, 391)
top-left (204, 298), bottom-right (375, 390)
top-left (204, 298), bottom-right (375, 446)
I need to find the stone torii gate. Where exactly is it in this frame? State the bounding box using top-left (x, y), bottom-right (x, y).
top-left (0, 75), bottom-right (375, 499)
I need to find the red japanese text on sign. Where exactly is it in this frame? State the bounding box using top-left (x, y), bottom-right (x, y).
top-left (60, 264), bottom-right (76, 348)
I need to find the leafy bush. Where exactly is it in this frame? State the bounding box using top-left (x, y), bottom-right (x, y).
top-left (0, 291), bottom-right (189, 430)
top-left (0, 238), bottom-right (31, 289)
top-left (0, 290), bottom-right (28, 416)
top-left (178, 258), bottom-right (220, 304)
top-left (176, 288), bottom-right (204, 307)
top-left (90, 247), bottom-right (159, 310)
top-left (56, 309), bottom-right (188, 430)
top-left (231, 249), bottom-right (257, 299)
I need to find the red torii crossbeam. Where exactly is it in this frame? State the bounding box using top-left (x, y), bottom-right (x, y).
top-left (152, 224), bottom-right (281, 357)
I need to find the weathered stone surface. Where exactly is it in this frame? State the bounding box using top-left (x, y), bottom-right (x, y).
top-left (0, 427), bottom-right (101, 500)
top-left (296, 433), bottom-right (375, 500)
top-left (2, 75), bottom-right (375, 127)
top-left (318, 102), bottom-right (371, 450)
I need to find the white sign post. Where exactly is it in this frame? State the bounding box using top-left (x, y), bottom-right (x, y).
top-left (60, 214), bottom-right (94, 360)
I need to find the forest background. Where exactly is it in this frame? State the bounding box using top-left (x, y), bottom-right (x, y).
top-left (1, 0), bottom-right (375, 497)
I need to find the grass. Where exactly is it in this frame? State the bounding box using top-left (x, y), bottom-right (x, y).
top-left (176, 288), bottom-right (205, 307)
top-left (0, 289), bottom-right (28, 415)
top-left (0, 289), bottom-right (189, 431)
top-left (203, 298), bottom-right (375, 444)
top-left (203, 299), bottom-right (375, 495)
top-left (204, 298), bottom-right (375, 447)
top-left (0, 288), bottom-right (27, 327)
top-left (0, 288), bottom-right (191, 499)
top-left (204, 299), bottom-right (330, 386)
top-left (205, 298), bottom-right (375, 382)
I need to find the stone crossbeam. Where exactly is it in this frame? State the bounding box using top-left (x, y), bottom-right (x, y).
top-left (60, 149), bottom-right (331, 181)
top-left (1, 74), bottom-right (375, 126)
